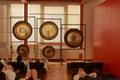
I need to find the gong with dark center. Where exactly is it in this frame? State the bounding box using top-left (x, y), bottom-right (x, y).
top-left (42, 46), bottom-right (55, 58)
top-left (39, 21), bottom-right (58, 40)
top-left (64, 29), bottom-right (83, 48)
top-left (17, 44), bottom-right (30, 56)
top-left (13, 21), bottom-right (32, 40)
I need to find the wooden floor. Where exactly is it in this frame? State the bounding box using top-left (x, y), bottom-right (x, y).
top-left (44, 62), bottom-right (68, 80)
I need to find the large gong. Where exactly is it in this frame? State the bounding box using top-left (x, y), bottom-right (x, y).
top-left (64, 29), bottom-right (83, 48)
top-left (39, 21), bottom-right (58, 40)
top-left (13, 21), bottom-right (32, 40)
top-left (42, 46), bottom-right (55, 58)
top-left (17, 44), bottom-right (30, 56)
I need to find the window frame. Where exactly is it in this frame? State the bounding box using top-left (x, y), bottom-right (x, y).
top-left (10, 2), bottom-right (81, 46)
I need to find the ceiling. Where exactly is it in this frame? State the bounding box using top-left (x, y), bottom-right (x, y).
top-left (0, 0), bottom-right (81, 2)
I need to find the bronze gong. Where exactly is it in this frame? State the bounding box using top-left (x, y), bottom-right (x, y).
top-left (42, 46), bottom-right (55, 58)
top-left (64, 29), bottom-right (83, 48)
top-left (39, 21), bottom-right (58, 40)
top-left (13, 21), bottom-right (32, 40)
top-left (17, 44), bottom-right (30, 56)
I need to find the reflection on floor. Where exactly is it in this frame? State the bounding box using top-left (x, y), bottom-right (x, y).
top-left (44, 62), bottom-right (68, 80)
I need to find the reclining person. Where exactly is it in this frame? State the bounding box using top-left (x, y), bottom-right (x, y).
top-left (73, 68), bottom-right (97, 80)
top-left (1, 64), bottom-right (16, 80)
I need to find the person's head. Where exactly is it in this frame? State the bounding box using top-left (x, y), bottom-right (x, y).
top-left (78, 68), bottom-right (85, 72)
top-left (77, 68), bottom-right (86, 78)
top-left (17, 55), bottom-right (22, 62)
top-left (0, 71), bottom-right (6, 80)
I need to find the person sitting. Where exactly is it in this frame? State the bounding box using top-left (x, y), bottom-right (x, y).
top-left (43, 58), bottom-right (52, 72)
top-left (21, 55), bottom-right (30, 73)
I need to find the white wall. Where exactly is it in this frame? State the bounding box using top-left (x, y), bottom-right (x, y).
top-left (83, 0), bottom-right (106, 60)
top-left (0, 5), bottom-right (11, 58)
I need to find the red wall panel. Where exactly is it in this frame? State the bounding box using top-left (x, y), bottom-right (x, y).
top-left (93, 0), bottom-right (120, 78)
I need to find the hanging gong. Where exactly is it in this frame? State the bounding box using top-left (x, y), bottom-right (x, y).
top-left (39, 21), bottom-right (58, 40)
top-left (64, 29), bottom-right (83, 48)
top-left (13, 21), bottom-right (32, 40)
top-left (42, 46), bottom-right (55, 58)
top-left (17, 44), bottom-right (30, 56)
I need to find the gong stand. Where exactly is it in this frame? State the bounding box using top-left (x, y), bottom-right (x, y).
top-left (62, 24), bottom-right (86, 61)
top-left (24, 2), bottom-right (28, 45)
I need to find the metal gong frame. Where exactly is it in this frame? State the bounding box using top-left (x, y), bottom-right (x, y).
top-left (10, 16), bottom-right (35, 58)
top-left (62, 24), bottom-right (86, 61)
top-left (37, 18), bottom-right (63, 64)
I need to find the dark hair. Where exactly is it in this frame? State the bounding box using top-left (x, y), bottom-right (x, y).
top-left (17, 55), bottom-right (22, 62)
top-left (0, 71), bottom-right (6, 80)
